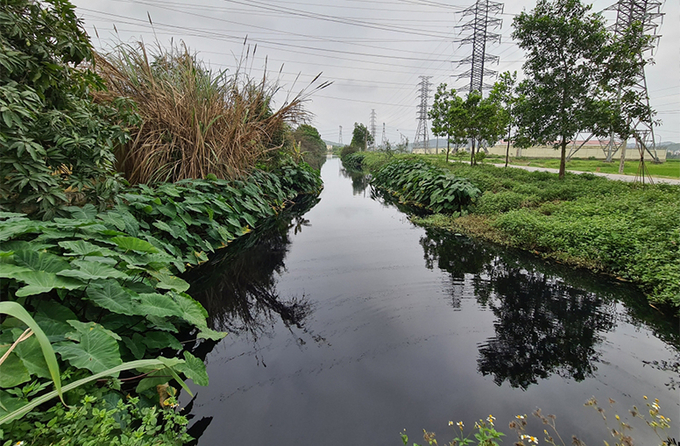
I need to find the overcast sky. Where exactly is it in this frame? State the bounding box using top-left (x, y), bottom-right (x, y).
top-left (71, 0), bottom-right (679, 145)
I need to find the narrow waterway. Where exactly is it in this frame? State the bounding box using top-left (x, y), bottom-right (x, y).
top-left (182, 157), bottom-right (679, 446)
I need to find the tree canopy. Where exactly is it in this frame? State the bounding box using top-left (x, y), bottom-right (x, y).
top-left (429, 85), bottom-right (507, 165)
top-left (293, 124), bottom-right (326, 170)
top-left (512, 0), bottom-right (610, 178)
top-left (350, 122), bottom-right (373, 150)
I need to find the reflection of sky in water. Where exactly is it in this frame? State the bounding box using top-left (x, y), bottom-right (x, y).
top-left (183, 157), bottom-right (679, 446)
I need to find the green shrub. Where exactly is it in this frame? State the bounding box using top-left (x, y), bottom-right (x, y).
top-left (0, 0), bottom-right (135, 219)
top-left (372, 159), bottom-right (481, 213)
top-left (1, 394), bottom-right (191, 446)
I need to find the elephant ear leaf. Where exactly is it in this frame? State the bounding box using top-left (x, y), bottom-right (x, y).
top-left (86, 281), bottom-right (137, 316)
top-left (54, 321), bottom-right (122, 375)
top-left (57, 260), bottom-right (130, 281)
top-left (14, 250), bottom-right (70, 273)
top-left (110, 237), bottom-right (158, 254)
top-left (13, 271), bottom-right (84, 297)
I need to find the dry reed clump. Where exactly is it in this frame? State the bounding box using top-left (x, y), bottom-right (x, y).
top-left (93, 41), bottom-right (329, 185)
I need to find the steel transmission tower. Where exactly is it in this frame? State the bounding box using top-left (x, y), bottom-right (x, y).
top-left (455, 0), bottom-right (503, 94)
top-left (339, 125), bottom-right (343, 146)
top-left (369, 109), bottom-right (377, 149)
top-left (414, 76), bottom-right (432, 150)
top-left (381, 123), bottom-right (387, 148)
top-left (567, 0), bottom-right (663, 165)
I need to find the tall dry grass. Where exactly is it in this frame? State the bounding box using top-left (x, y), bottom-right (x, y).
top-left (94, 41), bottom-right (329, 184)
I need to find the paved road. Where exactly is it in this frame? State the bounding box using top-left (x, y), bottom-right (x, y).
top-left (486, 162), bottom-right (680, 185)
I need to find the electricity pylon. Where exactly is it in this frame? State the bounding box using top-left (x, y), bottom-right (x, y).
top-left (370, 109), bottom-right (377, 150)
top-left (339, 125), bottom-right (343, 146)
top-left (414, 76), bottom-right (432, 150)
top-left (381, 122), bottom-right (387, 149)
top-left (568, 0), bottom-right (663, 165)
top-left (455, 0), bottom-right (503, 95)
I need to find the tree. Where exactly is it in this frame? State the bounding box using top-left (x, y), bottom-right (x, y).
top-left (460, 91), bottom-right (508, 166)
top-left (596, 22), bottom-right (657, 174)
top-left (350, 123), bottom-right (373, 151)
top-left (488, 72), bottom-right (518, 167)
top-left (293, 124), bottom-right (326, 170)
top-left (429, 86), bottom-right (507, 166)
top-left (429, 84), bottom-right (465, 163)
top-left (512, 0), bottom-right (610, 179)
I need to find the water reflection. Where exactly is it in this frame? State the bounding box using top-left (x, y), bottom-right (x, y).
top-left (182, 196), bottom-right (318, 342)
top-left (421, 228), bottom-right (622, 389)
top-left (339, 167), bottom-right (370, 195)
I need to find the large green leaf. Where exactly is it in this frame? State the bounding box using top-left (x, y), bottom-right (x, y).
top-left (150, 270), bottom-right (190, 293)
top-left (143, 331), bottom-right (182, 351)
top-left (54, 321), bottom-right (122, 374)
top-left (0, 348), bottom-right (30, 388)
top-left (137, 293), bottom-right (182, 319)
top-left (175, 351), bottom-right (209, 387)
top-left (14, 250), bottom-right (70, 273)
top-left (13, 271), bottom-right (84, 297)
top-left (58, 240), bottom-right (112, 257)
top-left (172, 292), bottom-right (208, 328)
top-left (110, 236), bottom-right (159, 254)
top-left (12, 331), bottom-right (51, 379)
top-left (57, 260), bottom-right (130, 281)
top-left (197, 327), bottom-right (228, 341)
top-left (0, 264), bottom-right (33, 279)
top-left (0, 302), bottom-right (62, 402)
top-left (86, 280), bottom-right (137, 316)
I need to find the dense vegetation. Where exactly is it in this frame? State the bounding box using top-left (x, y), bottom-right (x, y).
top-left (342, 152), bottom-right (680, 314)
top-left (1, 0), bottom-right (324, 444)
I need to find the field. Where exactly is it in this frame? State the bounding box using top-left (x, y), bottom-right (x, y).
top-left (481, 155), bottom-right (680, 179)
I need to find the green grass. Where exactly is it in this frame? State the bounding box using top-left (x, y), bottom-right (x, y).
top-left (473, 155), bottom-right (680, 179)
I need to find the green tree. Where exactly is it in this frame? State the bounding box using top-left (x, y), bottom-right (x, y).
top-left (430, 86), bottom-right (506, 165)
top-left (350, 122), bottom-right (373, 151)
top-left (293, 124), bottom-right (326, 170)
top-left (0, 0), bottom-right (134, 218)
top-left (429, 84), bottom-right (466, 163)
top-left (596, 22), bottom-right (657, 172)
top-left (512, 0), bottom-right (609, 179)
top-left (488, 72), bottom-right (518, 167)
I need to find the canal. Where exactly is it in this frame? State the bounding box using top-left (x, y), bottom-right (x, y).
top-left (182, 156), bottom-right (678, 445)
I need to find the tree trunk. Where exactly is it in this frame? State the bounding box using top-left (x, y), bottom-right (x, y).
top-left (470, 139), bottom-right (476, 166)
top-left (618, 139), bottom-right (627, 174)
top-left (505, 135), bottom-right (511, 168)
top-left (446, 138), bottom-right (450, 163)
top-left (559, 139), bottom-right (567, 179)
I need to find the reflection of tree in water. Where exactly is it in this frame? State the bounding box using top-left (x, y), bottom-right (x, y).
top-left (182, 197), bottom-right (319, 342)
top-left (339, 167), bottom-right (370, 195)
top-left (420, 228), bottom-right (621, 389)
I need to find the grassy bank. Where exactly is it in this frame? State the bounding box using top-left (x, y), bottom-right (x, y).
top-left (343, 152), bottom-right (680, 314)
top-left (478, 155), bottom-right (680, 179)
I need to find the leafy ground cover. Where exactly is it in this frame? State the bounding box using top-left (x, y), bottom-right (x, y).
top-left (0, 162), bottom-right (322, 444)
top-left (342, 152), bottom-right (680, 314)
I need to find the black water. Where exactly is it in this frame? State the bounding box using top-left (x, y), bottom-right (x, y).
top-left (182, 157), bottom-right (679, 446)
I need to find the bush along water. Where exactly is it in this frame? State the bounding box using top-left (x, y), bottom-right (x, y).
top-left (371, 159), bottom-right (481, 214)
top-left (0, 162), bottom-right (322, 444)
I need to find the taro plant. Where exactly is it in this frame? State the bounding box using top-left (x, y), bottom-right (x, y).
top-left (0, 209), bottom-right (223, 423)
top-left (372, 159), bottom-right (481, 213)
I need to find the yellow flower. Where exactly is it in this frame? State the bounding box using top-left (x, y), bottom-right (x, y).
top-left (487, 414), bottom-right (496, 425)
top-left (449, 421), bottom-right (454, 426)
top-left (457, 421), bottom-right (464, 430)
top-left (516, 414), bottom-right (526, 420)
